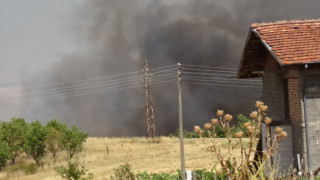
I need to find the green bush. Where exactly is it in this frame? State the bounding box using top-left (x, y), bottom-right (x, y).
top-left (24, 163), bottom-right (37, 175)
top-left (8, 161), bottom-right (37, 175)
top-left (110, 163), bottom-right (135, 180)
top-left (170, 114), bottom-right (251, 139)
top-left (55, 160), bottom-right (93, 180)
top-left (136, 171), bottom-right (179, 180)
top-left (169, 128), bottom-right (199, 138)
top-left (0, 142), bottom-right (11, 170)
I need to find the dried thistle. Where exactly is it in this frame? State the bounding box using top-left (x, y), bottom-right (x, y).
top-left (217, 110), bottom-right (224, 116)
top-left (211, 118), bottom-right (218, 125)
top-left (275, 126), bottom-right (283, 133)
top-left (250, 111), bottom-right (258, 119)
top-left (224, 114), bottom-right (233, 122)
top-left (246, 125), bottom-right (252, 131)
top-left (204, 123), bottom-right (212, 130)
top-left (244, 122), bottom-right (251, 128)
top-left (194, 126), bottom-right (201, 133)
top-left (255, 101), bottom-right (264, 108)
top-left (199, 130), bottom-right (204, 136)
top-left (234, 131), bottom-right (243, 138)
top-left (260, 105), bottom-right (268, 112)
top-left (264, 117), bottom-right (272, 125)
top-left (262, 150), bottom-right (267, 156)
top-left (279, 131), bottom-right (287, 138)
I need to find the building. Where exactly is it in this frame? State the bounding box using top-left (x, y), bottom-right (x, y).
top-left (238, 19), bottom-right (320, 175)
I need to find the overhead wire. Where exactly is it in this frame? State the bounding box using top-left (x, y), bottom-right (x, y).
top-left (184, 83), bottom-right (259, 100)
top-left (181, 67), bottom-right (238, 74)
top-left (181, 63), bottom-right (238, 70)
top-left (0, 62), bottom-right (262, 103)
top-left (183, 78), bottom-right (262, 85)
top-left (36, 78), bottom-right (176, 102)
top-left (182, 82), bottom-right (262, 89)
top-left (3, 68), bottom-right (176, 97)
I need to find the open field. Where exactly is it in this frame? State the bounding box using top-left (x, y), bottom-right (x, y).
top-left (0, 137), bottom-right (248, 180)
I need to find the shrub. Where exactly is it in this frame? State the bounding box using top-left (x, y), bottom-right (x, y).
top-left (110, 163), bottom-right (135, 180)
top-left (9, 161), bottom-right (37, 175)
top-left (55, 160), bottom-right (93, 180)
top-left (23, 163), bottom-right (37, 175)
top-left (0, 142), bottom-right (11, 170)
top-left (136, 171), bottom-right (179, 180)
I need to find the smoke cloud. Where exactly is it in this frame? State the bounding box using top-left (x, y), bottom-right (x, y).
top-left (24, 0), bottom-right (320, 136)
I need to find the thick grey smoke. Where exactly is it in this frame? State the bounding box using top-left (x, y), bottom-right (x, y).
top-left (26, 0), bottom-right (320, 136)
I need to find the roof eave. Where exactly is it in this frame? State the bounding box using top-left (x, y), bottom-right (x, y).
top-left (251, 28), bottom-right (284, 67)
top-left (237, 29), bottom-right (253, 78)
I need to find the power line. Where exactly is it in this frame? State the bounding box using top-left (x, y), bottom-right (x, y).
top-left (184, 83), bottom-right (259, 100)
top-left (0, 78), bottom-right (176, 103)
top-left (149, 64), bottom-right (176, 70)
top-left (181, 63), bottom-right (238, 70)
top-left (180, 67), bottom-right (237, 74)
top-left (182, 75), bottom-right (262, 82)
top-left (182, 71), bottom-right (237, 78)
top-left (6, 75), bottom-right (145, 97)
top-left (183, 78), bottom-right (262, 85)
top-left (2, 64), bottom-right (177, 92)
top-left (150, 67), bottom-right (176, 73)
top-left (36, 79), bottom-right (175, 102)
top-left (4, 70), bottom-right (176, 97)
top-left (183, 82), bottom-right (262, 89)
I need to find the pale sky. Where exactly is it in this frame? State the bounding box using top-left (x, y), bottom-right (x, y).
top-left (0, 0), bottom-right (84, 87)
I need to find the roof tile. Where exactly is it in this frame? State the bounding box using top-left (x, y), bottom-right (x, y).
top-left (252, 19), bottom-right (320, 65)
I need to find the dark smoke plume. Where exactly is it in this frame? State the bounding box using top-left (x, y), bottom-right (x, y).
top-left (26, 0), bottom-right (320, 136)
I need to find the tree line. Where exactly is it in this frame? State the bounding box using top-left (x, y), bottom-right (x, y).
top-left (0, 118), bottom-right (88, 169)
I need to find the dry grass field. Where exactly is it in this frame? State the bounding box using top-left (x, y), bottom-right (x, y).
top-left (0, 137), bottom-right (247, 180)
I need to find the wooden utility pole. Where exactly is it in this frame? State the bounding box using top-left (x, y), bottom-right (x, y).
top-left (143, 60), bottom-right (156, 139)
top-left (177, 62), bottom-right (186, 179)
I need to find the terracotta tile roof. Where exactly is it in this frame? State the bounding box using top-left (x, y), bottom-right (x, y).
top-left (251, 19), bottom-right (320, 65)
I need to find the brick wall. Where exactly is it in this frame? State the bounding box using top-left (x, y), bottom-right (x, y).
top-left (287, 71), bottom-right (302, 123)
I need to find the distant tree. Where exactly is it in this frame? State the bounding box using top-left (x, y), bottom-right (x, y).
top-left (25, 121), bottom-right (48, 166)
top-left (1, 118), bottom-right (28, 164)
top-left (46, 119), bottom-right (67, 159)
top-left (0, 142), bottom-right (11, 170)
top-left (46, 119), bottom-right (67, 132)
top-left (61, 126), bottom-right (88, 159)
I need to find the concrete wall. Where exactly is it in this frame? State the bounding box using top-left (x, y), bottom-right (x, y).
top-left (261, 70), bottom-right (293, 173)
top-left (262, 71), bottom-right (286, 122)
top-left (304, 72), bottom-right (320, 171)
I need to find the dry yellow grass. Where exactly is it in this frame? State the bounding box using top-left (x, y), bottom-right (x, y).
top-left (0, 137), bottom-right (247, 180)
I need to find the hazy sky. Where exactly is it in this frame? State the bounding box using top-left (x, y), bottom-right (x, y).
top-left (0, 0), bottom-right (84, 86)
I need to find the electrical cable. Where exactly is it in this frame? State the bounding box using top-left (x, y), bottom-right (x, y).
top-left (183, 77), bottom-right (262, 85)
top-left (181, 63), bottom-right (238, 70)
top-left (183, 82), bottom-right (262, 89)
